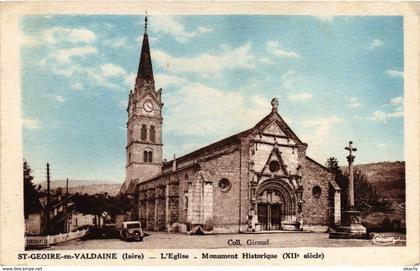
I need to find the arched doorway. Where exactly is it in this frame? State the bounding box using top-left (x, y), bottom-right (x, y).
top-left (256, 178), bottom-right (297, 230)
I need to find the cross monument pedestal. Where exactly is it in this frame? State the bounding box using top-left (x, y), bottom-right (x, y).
top-left (330, 141), bottom-right (367, 239)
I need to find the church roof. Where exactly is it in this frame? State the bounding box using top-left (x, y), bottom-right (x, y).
top-left (135, 16), bottom-right (154, 88)
top-left (163, 129), bottom-right (249, 170)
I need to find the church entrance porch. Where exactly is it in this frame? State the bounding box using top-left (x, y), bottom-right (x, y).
top-left (254, 178), bottom-right (300, 231)
top-left (257, 203), bottom-right (282, 230)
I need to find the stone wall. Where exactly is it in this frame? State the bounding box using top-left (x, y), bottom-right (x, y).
top-left (155, 185), bottom-right (166, 230)
top-left (178, 173), bottom-right (192, 227)
top-left (137, 142), bottom-right (245, 233)
top-left (146, 188), bottom-right (155, 230)
top-left (126, 157), bottom-right (162, 184)
top-left (301, 157), bottom-right (334, 228)
top-left (138, 175), bottom-right (182, 231)
top-left (166, 183), bottom-right (179, 226)
top-left (239, 142), bottom-right (251, 232)
top-left (187, 173), bottom-right (213, 229)
top-left (201, 148), bottom-right (242, 233)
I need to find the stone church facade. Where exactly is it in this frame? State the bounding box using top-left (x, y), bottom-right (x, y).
top-left (120, 19), bottom-right (341, 233)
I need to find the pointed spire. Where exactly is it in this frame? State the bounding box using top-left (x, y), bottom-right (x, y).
top-left (144, 11), bottom-right (148, 34)
top-left (135, 13), bottom-right (154, 89)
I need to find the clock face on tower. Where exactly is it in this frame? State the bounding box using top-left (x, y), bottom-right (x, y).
top-left (143, 101), bottom-right (154, 112)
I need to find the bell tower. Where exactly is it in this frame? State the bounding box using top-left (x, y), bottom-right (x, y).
top-left (122, 15), bottom-right (163, 194)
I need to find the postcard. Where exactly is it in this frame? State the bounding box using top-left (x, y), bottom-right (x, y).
top-left (0, 1), bottom-right (419, 267)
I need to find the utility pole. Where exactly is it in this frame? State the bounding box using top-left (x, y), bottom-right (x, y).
top-left (46, 163), bottom-right (51, 235)
top-left (47, 163), bottom-right (50, 205)
top-left (65, 178), bottom-right (69, 232)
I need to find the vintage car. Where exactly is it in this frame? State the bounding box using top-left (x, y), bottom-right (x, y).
top-left (120, 221), bottom-right (144, 241)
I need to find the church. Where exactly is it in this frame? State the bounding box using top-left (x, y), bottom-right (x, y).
top-left (120, 18), bottom-right (342, 234)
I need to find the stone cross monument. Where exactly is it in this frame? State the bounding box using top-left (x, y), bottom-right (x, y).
top-left (345, 141), bottom-right (357, 210)
top-left (329, 141), bottom-right (367, 239)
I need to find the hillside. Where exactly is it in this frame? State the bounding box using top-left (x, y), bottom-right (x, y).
top-left (340, 161), bottom-right (405, 203)
top-left (37, 180), bottom-right (122, 197)
top-left (349, 161), bottom-right (406, 228)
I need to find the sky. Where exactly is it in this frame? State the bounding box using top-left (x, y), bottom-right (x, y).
top-left (21, 15), bottom-right (404, 183)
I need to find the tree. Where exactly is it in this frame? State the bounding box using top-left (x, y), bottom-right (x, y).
top-left (72, 193), bottom-right (133, 225)
top-left (325, 157), bottom-right (342, 175)
top-left (326, 157), bottom-right (392, 212)
top-left (347, 168), bottom-right (392, 211)
top-left (23, 159), bottom-right (39, 217)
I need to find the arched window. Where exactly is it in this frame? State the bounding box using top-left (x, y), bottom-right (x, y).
top-left (128, 152), bottom-right (132, 163)
top-left (150, 126), bottom-right (156, 143)
top-left (141, 124), bottom-right (147, 141)
top-left (184, 195), bottom-right (188, 210)
top-left (148, 151), bottom-right (153, 163)
top-left (143, 151), bottom-right (148, 163)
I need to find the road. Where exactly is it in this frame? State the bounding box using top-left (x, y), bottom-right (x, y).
top-left (44, 232), bottom-right (406, 250)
